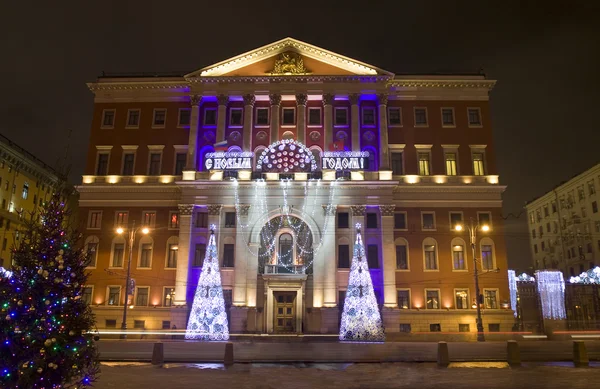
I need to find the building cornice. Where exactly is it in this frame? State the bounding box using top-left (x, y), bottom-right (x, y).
top-left (87, 81), bottom-right (188, 93)
top-left (388, 79), bottom-right (496, 91)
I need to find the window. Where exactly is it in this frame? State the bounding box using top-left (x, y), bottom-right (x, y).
top-left (162, 321), bottom-right (171, 330)
top-left (397, 290), bottom-right (410, 309)
top-left (337, 212), bottom-right (349, 229)
top-left (282, 108), bottom-right (295, 125)
top-left (112, 243), bottom-right (124, 267)
top-left (422, 212), bottom-right (435, 230)
top-left (396, 244), bottom-right (408, 270)
top-left (135, 287), bottom-right (149, 306)
top-left (153, 109), bottom-right (167, 127)
top-left (472, 153), bottom-right (485, 175)
top-left (308, 108), bottom-right (321, 125)
top-left (399, 324), bottom-right (411, 333)
top-left (366, 213), bottom-right (378, 229)
top-left (166, 243), bottom-right (178, 268)
top-left (105, 319), bottom-right (117, 328)
top-left (414, 108), bottom-right (427, 126)
top-left (139, 243), bottom-right (152, 268)
top-left (148, 153), bottom-right (162, 175)
top-left (481, 243), bottom-right (494, 270)
top-left (426, 290), bottom-right (440, 309)
top-left (126, 109), bottom-right (140, 127)
top-left (362, 107), bottom-right (376, 125)
top-left (589, 180), bottom-right (596, 196)
top-left (338, 244), bottom-right (350, 268)
top-left (107, 287), bottom-right (121, 306)
top-left (11, 184), bottom-right (15, 194)
top-left (488, 323), bottom-right (500, 332)
top-left (22, 183), bottom-right (28, 199)
top-left (334, 107), bottom-right (348, 125)
top-left (388, 107), bottom-right (402, 126)
top-left (96, 153), bottom-right (109, 175)
top-left (478, 212), bottom-right (491, 228)
top-left (367, 244), bottom-right (379, 269)
top-left (133, 320), bottom-right (145, 329)
top-left (593, 201), bottom-right (598, 214)
top-left (122, 153), bottom-right (135, 175)
top-left (228, 108), bottom-right (242, 126)
top-left (193, 243), bottom-right (206, 267)
top-left (452, 244), bottom-right (466, 270)
top-left (450, 212), bottom-right (463, 230)
top-left (223, 244), bottom-right (234, 267)
top-left (101, 110), bottom-right (115, 128)
top-left (255, 108), bottom-right (269, 125)
top-left (587, 242), bottom-right (592, 253)
top-left (418, 153), bottom-right (430, 175)
top-left (424, 242), bottom-right (437, 270)
top-left (225, 212), bottom-right (236, 228)
top-left (441, 108), bottom-right (455, 126)
top-left (468, 108), bottom-right (482, 126)
top-left (142, 211), bottom-right (156, 227)
top-left (391, 152), bottom-right (403, 175)
top-left (88, 211), bottom-right (102, 229)
top-left (484, 289), bottom-right (498, 309)
top-left (394, 213), bottom-right (407, 230)
top-left (459, 324), bottom-right (470, 332)
top-left (543, 205), bottom-right (549, 217)
top-left (195, 212), bottom-right (208, 228)
top-left (175, 153), bottom-right (186, 175)
top-left (82, 286), bottom-right (93, 305)
top-left (445, 153), bottom-right (457, 176)
top-left (546, 222), bottom-right (551, 233)
top-left (163, 287), bottom-right (175, 306)
top-left (115, 211), bottom-right (128, 227)
top-left (578, 186), bottom-right (585, 201)
top-left (430, 323), bottom-right (441, 332)
top-left (86, 241), bottom-right (98, 267)
top-left (169, 212), bottom-right (180, 229)
top-left (551, 201), bottom-right (557, 213)
top-left (204, 108), bottom-right (217, 125)
top-left (178, 108), bottom-right (191, 127)
top-left (455, 289), bottom-right (469, 309)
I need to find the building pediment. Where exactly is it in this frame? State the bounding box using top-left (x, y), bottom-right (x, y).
top-left (186, 37), bottom-right (393, 78)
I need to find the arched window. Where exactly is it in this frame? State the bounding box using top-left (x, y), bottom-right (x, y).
top-left (310, 147), bottom-right (322, 170)
top-left (451, 238), bottom-right (467, 271)
top-left (363, 146), bottom-right (377, 171)
top-left (228, 145), bottom-right (242, 153)
top-left (84, 235), bottom-right (99, 268)
top-left (137, 236), bottom-right (154, 269)
top-left (165, 236), bottom-right (179, 269)
top-left (279, 233), bottom-right (293, 267)
top-left (394, 237), bottom-right (409, 270)
top-left (423, 237), bottom-right (438, 271)
top-left (109, 236), bottom-right (126, 268)
top-left (480, 237), bottom-right (496, 270)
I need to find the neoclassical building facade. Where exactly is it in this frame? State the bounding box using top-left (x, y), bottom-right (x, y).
top-left (79, 38), bottom-right (514, 335)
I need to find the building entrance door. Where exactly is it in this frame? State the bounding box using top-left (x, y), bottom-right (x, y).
top-left (273, 292), bottom-right (296, 333)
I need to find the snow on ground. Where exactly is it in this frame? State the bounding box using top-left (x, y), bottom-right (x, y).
top-left (93, 362), bottom-right (599, 389)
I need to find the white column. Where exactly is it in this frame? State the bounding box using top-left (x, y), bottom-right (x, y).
top-left (242, 94), bottom-right (255, 151)
top-left (323, 93), bottom-right (334, 151)
top-left (378, 94), bottom-right (390, 170)
top-left (174, 204), bottom-right (194, 305)
top-left (246, 243), bottom-right (259, 307)
top-left (296, 94), bottom-right (307, 144)
top-left (380, 205), bottom-right (397, 307)
top-left (349, 93), bottom-right (360, 152)
top-left (216, 94), bottom-right (228, 143)
top-left (322, 205), bottom-right (337, 307)
top-left (233, 205), bottom-right (250, 305)
top-left (186, 95), bottom-right (201, 170)
top-left (269, 94), bottom-right (281, 144)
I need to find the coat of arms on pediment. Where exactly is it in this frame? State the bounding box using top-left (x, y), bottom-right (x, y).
top-left (269, 52), bottom-right (310, 75)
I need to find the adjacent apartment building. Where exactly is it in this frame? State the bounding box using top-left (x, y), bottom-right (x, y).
top-left (526, 163), bottom-right (600, 278)
top-left (79, 38), bottom-right (514, 335)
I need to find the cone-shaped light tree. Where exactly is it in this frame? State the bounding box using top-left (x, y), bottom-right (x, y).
top-left (339, 223), bottom-right (385, 341)
top-left (185, 225), bottom-right (230, 340)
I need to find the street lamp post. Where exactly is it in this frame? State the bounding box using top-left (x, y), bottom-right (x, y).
top-left (116, 221), bottom-right (149, 339)
top-left (455, 218), bottom-right (489, 342)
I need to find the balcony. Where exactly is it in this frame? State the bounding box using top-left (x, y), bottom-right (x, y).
top-left (264, 264), bottom-right (305, 274)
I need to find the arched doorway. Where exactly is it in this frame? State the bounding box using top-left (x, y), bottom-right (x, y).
top-left (258, 215), bottom-right (313, 275)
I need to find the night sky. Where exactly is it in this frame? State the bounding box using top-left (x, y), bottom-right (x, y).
top-left (1, 2), bottom-right (598, 270)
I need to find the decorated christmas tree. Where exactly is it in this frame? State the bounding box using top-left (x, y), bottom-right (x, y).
top-left (185, 225), bottom-right (230, 341)
top-left (339, 223), bottom-right (385, 342)
top-left (0, 190), bottom-right (99, 388)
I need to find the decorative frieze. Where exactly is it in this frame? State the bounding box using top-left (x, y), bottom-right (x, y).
top-left (269, 94), bottom-right (282, 106)
top-left (322, 93), bottom-right (334, 106)
top-left (190, 95), bottom-right (202, 106)
top-left (379, 205), bottom-right (396, 217)
top-left (243, 94), bottom-right (256, 106)
top-left (295, 93), bottom-right (307, 106)
top-left (178, 204), bottom-right (195, 216)
top-left (207, 204), bottom-right (223, 215)
top-left (217, 94), bottom-right (229, 106)
top-left (350, 205), bottom-right (366, 216)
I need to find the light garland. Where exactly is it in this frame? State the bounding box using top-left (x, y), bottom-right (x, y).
top-left (535, 270), bottom-right (566, 320)
top-left (185, 226), bottom-right (230, 341)
top-left (508, 270), bottom-right (517, 317)
top-left (339, 223), bottom-right (385, 342)
top-left (569, 266), bottom-right (600, 284)
top-left (256, 139), bottom-right (317, 172)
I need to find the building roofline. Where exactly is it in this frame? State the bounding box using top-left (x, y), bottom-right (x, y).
top-left (0, 132), bottom-right (65, 180)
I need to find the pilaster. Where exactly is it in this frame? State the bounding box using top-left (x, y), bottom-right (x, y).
top-left (243, 94), bottom-right (255, 151)
top-left (380, 204), bottom-right (397, 308)
top-left (322, 204), bottom-right (337, 307)
top-left (186, 95), bottom-right (201, 170)
top-left (174, 204), bottom-right (194, 305)
top-left (349, 93), bottom-right (360, 152)
top-left (233, 205), bottom-right (251, 305)
top-left (296, 94), bottom-right (307, 144)
top-left (216, 94), bottom-right (228, 143)
top-left (269, 94), bottom-right (281, 143)
top-left (378, 93), bottom-right (390, 170)
top-left (323, 93), bottom-right (334, 151)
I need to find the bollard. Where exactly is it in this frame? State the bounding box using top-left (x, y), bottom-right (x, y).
top-left (573, 340), bottom-right (589, 367)
top-left (437, 341), bottom-right (449, 367)
top-left (151, 342), bottom-right (164, 366)
top-left (224, 342), bottom-right (234, 367)
top-left (506, 340), bottom-right (521, 367)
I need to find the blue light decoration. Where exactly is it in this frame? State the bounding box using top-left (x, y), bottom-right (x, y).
top-left (0, 267), bottom-right (12, 279)
top-left (339, 223), bottom-right (385, 342)
top-left (185, 225), bottom-right (230, 341)
top-left (569, 266), bottom-right (600, 284)
top-left (535, 270), bottom-right (566, 320)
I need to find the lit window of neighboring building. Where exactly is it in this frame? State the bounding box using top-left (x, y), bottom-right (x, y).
top-left (166, 244), bottom-right (178, 268)
top-left (397, 290), bottom-right (410, 309)
top-left (107, 287), bottom-right (120, 306)
top-left (472, 153), bottom-right (485, 175)
top-left (484, 289), bottom-right (498, 309)
top-left (396, 244), bottom-right (408, 270)
top-left (142, 211), bottom-right (156, 227)
top-left (455, 289), bottom-right (469, 309)
top-left (169, 212), bottom-right (180, 229)
top-left (22, 183), bottom-right (28, 199)
top-left (418, 153), bottom-right (430, 176)
top-left (453, 244), bottom-right (465, 270)
top-left (445, 153), bottom-right (457, 176)
top-left (424, 240), bottom-right (437, 270)
top-left (426, 289), bottom-right (440, 309)
top-left (135, 287), bottom-right (149, 306)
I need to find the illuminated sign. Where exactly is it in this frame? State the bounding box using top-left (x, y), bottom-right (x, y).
top-left (322, 151), bottom-right (369, 170)
top-left (205, 152), bottom-right (253, 170)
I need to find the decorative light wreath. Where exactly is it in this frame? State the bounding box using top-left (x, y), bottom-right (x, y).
top-left (256, 139), bottom-right (317, 172)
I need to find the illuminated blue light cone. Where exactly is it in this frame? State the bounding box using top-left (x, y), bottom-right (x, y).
top-left (185, 225), bottom-right (230, 340)
top-left (339, 223), bottom-right (385, 341)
